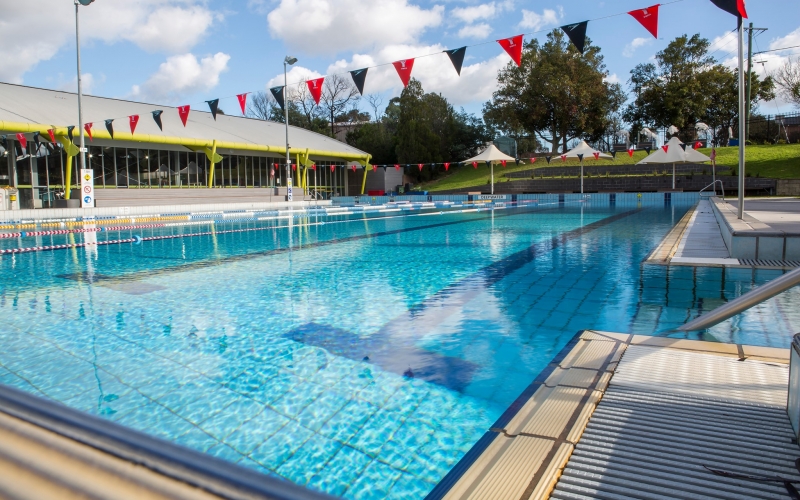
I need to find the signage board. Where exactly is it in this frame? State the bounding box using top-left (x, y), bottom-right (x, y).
top-left (478, 194), bottom-right (507, 200)
top-left (80, 169), bottom-right (94, 208)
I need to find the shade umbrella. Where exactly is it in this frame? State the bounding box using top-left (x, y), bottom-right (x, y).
top-left (462, 144), bottom-right (518, 195)
top-left (637, 137), bottom-right (711, 189)
top-left (561, 141), bottom-right (612, 194)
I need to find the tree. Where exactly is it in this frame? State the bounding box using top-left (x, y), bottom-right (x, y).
top-left (320, 74), bottom-right (360, 138)
top-left (701, 66), bottom-right (775, 144)
top-left (247, 90), bottom-right (329, 135)
top-left (483, 29), bottom-right (620, 153)
top-left (775, 56), bottom-right (800, 108)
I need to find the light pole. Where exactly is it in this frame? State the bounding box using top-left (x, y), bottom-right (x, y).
top-left (74, 0), bottom-right (94, 191)
top-left (284, 56), bottom-right (297, 201)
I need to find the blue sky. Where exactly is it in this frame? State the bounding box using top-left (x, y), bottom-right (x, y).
top-left (3, 0), bottom-right (799, 117)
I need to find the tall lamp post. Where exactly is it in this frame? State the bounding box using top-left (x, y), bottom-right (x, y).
top-left (74, 0), bottom-right (94, 193)
top-left (284, 56), bottom-right (297, 201)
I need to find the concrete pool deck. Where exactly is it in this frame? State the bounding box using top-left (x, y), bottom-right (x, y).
top-left (648, 197), bottom-right (800, 268)
top-left (430, 331), bottom-right (795, 500)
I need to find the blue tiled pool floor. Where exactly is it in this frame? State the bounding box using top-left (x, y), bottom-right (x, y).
top-left (1, 202), bottom-right (799, 498)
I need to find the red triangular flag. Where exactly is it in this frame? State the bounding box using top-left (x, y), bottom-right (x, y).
top-left (178, 105), bottom-right (190, 126)
top-left (418, 163), bottom-right (423, 171)
top-left (84, 123), bottom-right (93, 141)
top-left (394, 164), bottom-right (400, 171)
top-left (530, 157), bottom-right (536, 164)
top-left (497, 35), bottom-right (524, 66)
top-left (331, 164), bottom-right (336, 172)
top-left (351, 164), bottom-right (357, 172)
top-left (274, 162), bottom-right (279, 169)
top-left (129, 115), bottom-right (139, 135)
top-left (628, 4), bottom-right (659, 39)
top-left (662, 145), bottom-right (669, 152)
top-left (561, 154), bottom-right (567, 162)
top-left (593, 152), bottom-right (600, 160)
top-left (628, 148), bottom-right (634, 157)
top-left (694, 141), bottom-right (702, 149)
top-left (444, 162), bottom-right (450, 171)
top-left (47, 129), bottom-right (56, 143)
top-left (501, 160), bottom-right (507, 167)
top-left (236, 93), bottom-right (248, 115)
top-left (311, 163), bottom-right (316, 170)
top-left (292, 164), bottom-right (297, 171)
top-left (393, 59), bottom-right (415, 87)
top-left (306, 78), bottom-right (325, 105)
top-left (15, 133), bottom-right (27, 150)
top-left (372, 164), bottom-right (376, 172)
top-left (472, 161), bottom-right (478, 169)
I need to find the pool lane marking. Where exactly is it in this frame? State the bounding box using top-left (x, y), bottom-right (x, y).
top-left (287, 209), bottom-right (640, 392)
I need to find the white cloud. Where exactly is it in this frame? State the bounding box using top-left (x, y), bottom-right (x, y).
top-left (623, 37), bottom-right (653, 57)
top-left (770, 26), bottom-right (800, 52)
top-left (452, 2), bottom-right (513, 24)
top-left (0, 1), bottom-right (220, 84)
top-left (458, 23), bottom-right (493, 39)
top-left (518, 7), bottom-right (563, 31)
top-left (266, 0), bottom-right (444, 54)
top-left (266, 66), bottom-right (324, 96)
top-left (58, 73), bottom-right (105, 95)
top-left (604, 73), bottom-right (620, 84)
top-left (131, 52), bottom-right (231, 103)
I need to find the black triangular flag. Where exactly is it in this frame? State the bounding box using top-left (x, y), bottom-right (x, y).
top-left (444, 47), bottom-right (467, 76)
top-left (545, 156), bottom-right (552, 164)
top-left (206, 99), bottom-right (219, 120)
top-left (710, 0), bottom-right (747, 18)
top-left (0, 135), bottom-right (6, 149)
top-left (611, 150), bottom-right (617, 159)
top-left (645, 147), bottom-right (651, 155)
top-left (486, 160), bottom-right (492, 169)
top-left (33, 131), bottom-right (41, 146)
top-left (382, 165), bottom-right (387, 172)
top-left (105, 119), bottom-right (114, 139)
top-left (577, 153), bottom-right (584, 161)
top-left (270, 86), bottom-right (285, 111)
top-left (515, 158), bottom-right (521, 165)
top-left (680, 143), bottom-right (687, 151)
top-left (152, 110), bottom-right (164, 131)
top-left (350, 69), bottom-right (368, 96)
top-left (67, 125), bottom-right (75, 141)
top-left (561, 21), bottom-right (588, 54)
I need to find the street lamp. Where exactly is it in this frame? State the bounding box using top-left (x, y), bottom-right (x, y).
top-left (74, 0), bottom-right (94, 196)
top-left (284, 55), bottom-right (297, 201)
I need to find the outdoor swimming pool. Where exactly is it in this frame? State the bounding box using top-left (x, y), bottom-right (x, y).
top-left (1, 196), bottom-right (799, 498)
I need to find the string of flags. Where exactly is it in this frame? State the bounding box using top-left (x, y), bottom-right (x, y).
top-left (6, 1), bottom-right (746, 150)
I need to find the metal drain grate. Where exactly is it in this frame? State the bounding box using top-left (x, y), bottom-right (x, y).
top-left (739, 258), bottom-right (800, 268)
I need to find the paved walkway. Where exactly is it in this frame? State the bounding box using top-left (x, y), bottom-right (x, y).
top-left (671, 199), bottom-right (739, 266)
top-left (724, 198), bottom-right (800, 233)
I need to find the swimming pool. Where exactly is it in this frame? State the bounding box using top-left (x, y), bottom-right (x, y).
top-left (1, 196), bottom-right (798, 498)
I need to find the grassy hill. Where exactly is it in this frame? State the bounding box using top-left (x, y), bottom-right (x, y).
top-left (420, 143), bottom-right (800, 192)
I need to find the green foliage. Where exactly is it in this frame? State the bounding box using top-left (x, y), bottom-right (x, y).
top-left (483, 30), bottom-right (622, 153)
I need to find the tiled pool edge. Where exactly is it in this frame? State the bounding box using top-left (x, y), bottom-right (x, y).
top-left (425, 331), bottom-right (790, 500)
top-left (0, 383), bottom-right (334, 500)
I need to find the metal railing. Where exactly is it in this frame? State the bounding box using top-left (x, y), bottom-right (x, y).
top-left (680, 266), bottom-right (800, 331)
top-left (699, 180), bottom-right (725, 200)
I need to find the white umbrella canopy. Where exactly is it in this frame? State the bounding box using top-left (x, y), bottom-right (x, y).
top-left (561, 141), bottom-right (611, 194)
top-left (463, 144), bottom-right (518, 195)
top-left (637, 137), bottom-right (711, 189)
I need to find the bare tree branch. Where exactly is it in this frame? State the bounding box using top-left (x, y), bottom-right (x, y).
top-left (320, 74), bottom-right (360, 137)
top-left (366, 94), bottom-right (384, 121)
top-left (775, 56), bottom-right (800, 108)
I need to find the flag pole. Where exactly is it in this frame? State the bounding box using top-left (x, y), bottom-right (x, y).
top-left (737, 15), bottom-right (745, 219)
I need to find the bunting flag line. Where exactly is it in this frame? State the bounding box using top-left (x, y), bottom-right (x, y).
top-left (105, 119), bottom-right (114, 139)
top-left (84, 123), bottom-right (93, 141)
top-left (33, 131), bottom-right (41, 147)
top-left (444, 162), bottom-right (450, 171)
top-left (694, 141), bottom-right (702, 149)
top-left (47, 129), bottom-right (56, 143)
top-left (372, 164), bottom-right (376, 172)
top-left (393, 59), bottom-right (415, 87)
top-left (710, 0), bottom-right (747, 18)
top-left (472, 161), bottom-right (478, 169)
top-left (530, 157), bottom-right (536, 164)
top-left (307, 77), bottom-right (325, 105)
top-left (331, 164), bottom-right (336, 172)
top-left (628, 4), bottom-right (660, 38)
top-left (497, 35), bottom-right (524, 66)
top-left (312, 163), bottom-right (317, 171)
top-left (418, 163), bottom-right (423, 171)
top-left (350, 69), bottom-right (368, 95)
top-left (130, 115), bottom-right (139, 135)
top-left (561, 21), bottom-right (589, 54)
top-left (178, 105), bottom-right (190, 127)
top-left (292, 164), bottom-right (297, 171)
top-left (627, 148), bottom-right (634, 157)
top-left (206, 99), bottom-right (220, 120)
top-left (593, 152), bottom-right (600, 160)
top-left (152, 110), bottom-right (163, 131)
top-left (662, 145), bottom-right (669, 152)
top-left (560, 154), bottom-right (567, 162)
top-left (445, 47), bottom-right (467, 75)
top-left (16, 133), bottom-right (27, 150)
top-left (67, 125), bottom-right (75, 141)
top-left (577, 153), bottom-right (584, 161)
top-left (351, 164), bottom-right (357, 172)
top-left (545, 156), bottom-right (552, 164)
top-left (270, 86), bottom-right (285, 111)
top-left (501, 159), bottom-right (507, 167)
top-left (236, 93), bottom-right (248, 115)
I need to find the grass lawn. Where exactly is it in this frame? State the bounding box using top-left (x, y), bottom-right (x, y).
top-left (421, 143), bottom-right (800, 192)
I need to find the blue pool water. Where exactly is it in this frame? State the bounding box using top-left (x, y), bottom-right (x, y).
top-left (1, 197), bottom-right (799, 498)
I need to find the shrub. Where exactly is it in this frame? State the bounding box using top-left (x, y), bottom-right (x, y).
top-left (777, 139), bottom-right (787, 145)
top-left (763, 140), bottom-right (772, 145)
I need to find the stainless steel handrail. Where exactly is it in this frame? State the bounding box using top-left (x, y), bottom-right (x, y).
top-left (699, 179), bottom-right (725, 200)
top-left (680, 266), bottom-right (800, 331)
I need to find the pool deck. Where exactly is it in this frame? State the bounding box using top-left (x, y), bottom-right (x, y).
top-left (431, 331), bottom-right (795, 500)
top-left (647, 197), bottom-right (800, 268)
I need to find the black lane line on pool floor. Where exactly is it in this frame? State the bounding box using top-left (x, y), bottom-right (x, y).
top-left (288, 209), bottom-right (640, 394)
top-left (56, 205), bottom-right (564, 285)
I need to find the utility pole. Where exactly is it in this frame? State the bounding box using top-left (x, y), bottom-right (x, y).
top-left (745, 24), bottom-right (768, 142)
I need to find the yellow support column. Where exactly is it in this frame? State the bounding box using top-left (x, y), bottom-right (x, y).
top-left (360, 157), bottom-right (372, 195)
top-left (207, 140), bottom-right (218, 188)
top-left (64, 155), bottom-right (74, 199)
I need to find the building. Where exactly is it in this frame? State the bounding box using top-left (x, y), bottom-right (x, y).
top-left (0, 83), bottom-right (372, 209)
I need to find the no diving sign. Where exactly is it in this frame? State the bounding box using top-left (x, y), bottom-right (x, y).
top-left (80, 169), bottom-right (94, 208)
